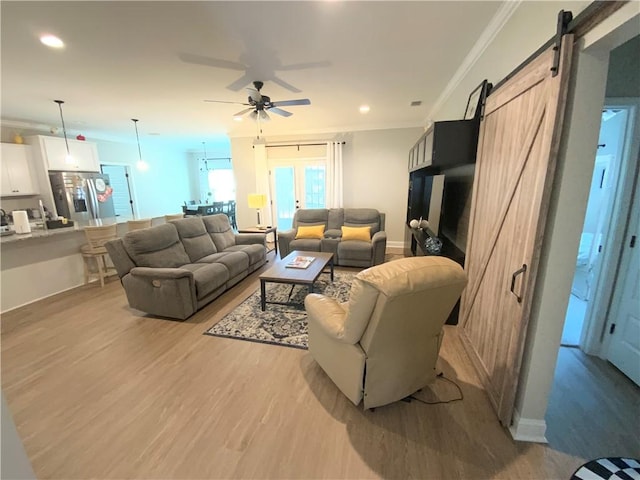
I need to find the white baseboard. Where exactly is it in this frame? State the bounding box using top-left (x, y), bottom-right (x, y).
top-left (386, 240), bottom-right (404, 250)
top-left (509, 409), bottom-right (548, 443)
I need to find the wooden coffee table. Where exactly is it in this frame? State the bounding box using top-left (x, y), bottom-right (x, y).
top-left (259, 250), bottom-right (334, 311)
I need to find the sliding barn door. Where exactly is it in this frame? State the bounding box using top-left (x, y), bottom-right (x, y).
top-left (460, 36), bottom-right (573, 426)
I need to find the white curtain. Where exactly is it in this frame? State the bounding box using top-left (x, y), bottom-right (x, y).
top-left (326, 141), bottom-right (343, 208)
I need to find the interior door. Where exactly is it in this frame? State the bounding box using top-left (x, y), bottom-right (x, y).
top-left (270, 161), bottom-right (326, 230)
top-left (607, 177), bottom-right (640, 386)
top-left (459, 36), bottom-right (573, 426)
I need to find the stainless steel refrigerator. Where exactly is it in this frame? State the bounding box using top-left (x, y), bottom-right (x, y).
top-left (49, 171), bottom-right (116, 222)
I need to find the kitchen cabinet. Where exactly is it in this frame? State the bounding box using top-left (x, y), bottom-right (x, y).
top-left (0, 143), bottom-right (38, 196)
top-left (27, 135), bottom-right (100, 172)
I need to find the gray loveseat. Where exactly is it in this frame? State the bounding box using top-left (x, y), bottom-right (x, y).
top-left (105, 214), bottom-right (266, 319)
top-left (278, 208), bottom-right (386, 267)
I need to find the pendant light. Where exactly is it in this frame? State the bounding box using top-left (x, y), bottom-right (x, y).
top-left (132, 119), bottom-right (149, 172)
top-left (54, 100), bottom-right (74, 165)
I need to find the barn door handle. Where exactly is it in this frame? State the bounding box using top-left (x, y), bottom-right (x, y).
top-left (510, 264), bottom-right (527, 303)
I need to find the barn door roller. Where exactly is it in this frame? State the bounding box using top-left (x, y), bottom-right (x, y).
top-left (551, 10), bottom-right (573, 76)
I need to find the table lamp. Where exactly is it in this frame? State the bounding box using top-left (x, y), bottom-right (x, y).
top-left (248, 193), bottom-right (267, 227)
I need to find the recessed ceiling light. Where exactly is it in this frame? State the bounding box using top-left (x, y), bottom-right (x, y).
top-left (40, 34), bottom-right (64, 49)
top-left (410, 100), bottom-right (422, 107)
top-left (233, 115), bottom-right (243, 122)
top-left (359, 105), bottom-right (370, 114)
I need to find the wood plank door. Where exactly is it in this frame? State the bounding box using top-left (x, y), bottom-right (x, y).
top-left (459, 36), bottom-right (574, 426)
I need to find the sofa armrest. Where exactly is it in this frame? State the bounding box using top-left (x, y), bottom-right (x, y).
top-left (305, 294), bottom-right (356, 344)
top-left (123, 267), bottom-right (196, 320)
top-left (130, 267), bottom-right (194, 280)
top-left (234, 233), bottom-right (266, 246)
top-left (371, 231), bottom-right (387, 266)
top-left (278, 229), bottom-right (296, 259)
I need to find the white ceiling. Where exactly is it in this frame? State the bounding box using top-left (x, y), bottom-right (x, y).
top-left (1, 1), bottom-right (503, 149)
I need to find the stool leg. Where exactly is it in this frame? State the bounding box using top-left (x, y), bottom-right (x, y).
top-left (97, 256), bottom-right (105, 288)
top-left (82, 256), bottom-right (90, 285)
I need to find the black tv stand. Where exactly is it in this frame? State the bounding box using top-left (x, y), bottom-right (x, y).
top-left (408, 227), bottom-right (465, 325)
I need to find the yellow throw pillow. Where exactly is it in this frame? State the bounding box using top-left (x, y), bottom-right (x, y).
top-left (295, 225), bottom-right (325, 239)
top-left (341, 226), bottom-right (371, 242)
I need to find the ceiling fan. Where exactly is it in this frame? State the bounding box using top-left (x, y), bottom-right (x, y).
top-left (204, 81), bottom-right (310, 122)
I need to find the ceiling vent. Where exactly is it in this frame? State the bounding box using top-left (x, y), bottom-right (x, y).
top-left (410, 100), bottom-right (422, 107)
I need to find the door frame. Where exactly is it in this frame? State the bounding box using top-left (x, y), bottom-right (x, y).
top-left (510, 3), bottom-right (639, 442)
top-left (100, 162), bottom-right (139, 218)
top-left (581, 99), bottom-right (640, 355)
top-left (267, 156), bottom-right (327, 230)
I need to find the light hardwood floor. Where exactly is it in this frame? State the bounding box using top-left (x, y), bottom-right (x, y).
top-left (1, 251), bottom-right (637, 479)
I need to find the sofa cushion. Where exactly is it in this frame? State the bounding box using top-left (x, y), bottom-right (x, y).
top-left (341, 226), bottom-right (371, 242)
top-left (172, 217), bottom-right (217, 261)
top-left (122, 223), bottom-right (191, 268)
top-left (294, 209), bottom-right (329, 228)
top-left (181, 263), bottom-right (229, 299)
top-left (208, 251), bottom-right (249, 278)
top-left (296, 224), bottom-right (325, 239)
top-left (224, 244), bottom-right (265, 267)
top-left (344, 208), bottom-right (381, 234)
top-left (324, 228), bottom-right (342, 239)
top-left (338, 241), bottom-right (373, 261)
top-left (327, 208), bottom-right (344, 230)
top-left (202, 214), bottom-right (236, 251)
top-left (289, 238), bottom-right (322, 252)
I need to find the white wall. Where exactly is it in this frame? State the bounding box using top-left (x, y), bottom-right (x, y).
top-left (96, 140), bottom-right (192, 218)
top-left (230, 127), bottom-right (422, 246)
top-left (432, 1), bottom-right (591, 123)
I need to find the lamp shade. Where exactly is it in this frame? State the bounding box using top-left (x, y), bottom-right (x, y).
top-left (248, 193), bottom-right (267, 209)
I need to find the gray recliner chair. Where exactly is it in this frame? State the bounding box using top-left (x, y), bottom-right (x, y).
top-left (278, 208), bottom-right (386, 267)
top-left (305, 256), bottom-right (467, 409)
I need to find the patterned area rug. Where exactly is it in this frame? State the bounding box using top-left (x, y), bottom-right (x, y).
top-left (204, 272), bottom-right (355, 349)
top-left (571, 458), bottom-right (640, 480)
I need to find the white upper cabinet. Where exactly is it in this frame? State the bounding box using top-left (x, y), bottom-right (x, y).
top-left (29, 135), bottom-right (100, 172)
top-left (0, 143), bottom-right (38, 196)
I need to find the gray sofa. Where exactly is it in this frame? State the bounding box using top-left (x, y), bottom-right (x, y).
top-left (278, 208), bottom-right (386, 267)
top-left (105, 214), bottom-right (266, 319)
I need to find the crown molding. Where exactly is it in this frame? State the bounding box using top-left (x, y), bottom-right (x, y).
top-left (426, 0), bottom-right (522, 123)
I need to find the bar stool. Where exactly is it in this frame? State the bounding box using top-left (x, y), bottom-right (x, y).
top-left (127, 218), bottom-right (152, 231)
top-left (164, 213), bottom-right (184, 222)
top-left (81, 224), bottom-right (118, 287)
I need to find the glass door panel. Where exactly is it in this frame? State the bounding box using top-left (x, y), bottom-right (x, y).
top-left (270, 161), bottom-right (326, 231)
top-left (304, 165), bottom-right (326, 209)
top-left (273, 166), bottom-right (296, 231)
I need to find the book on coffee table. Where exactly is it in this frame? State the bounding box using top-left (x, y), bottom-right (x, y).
top-left (285, 255), bottom-right (316, 269)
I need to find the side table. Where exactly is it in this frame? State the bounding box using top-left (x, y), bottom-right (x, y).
top-left (238, 226), bottom-right (278, 256)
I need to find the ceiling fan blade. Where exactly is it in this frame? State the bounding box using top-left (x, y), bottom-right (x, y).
top-left (204, 99), bottom-right (251, 105)
top-left (271, 99), bottom-right (311, 107)
top-left (226, 73), bottom-right (253, 91)
top-left (267, 107), bottom-right (293, 117)
top-left (259, 110), bottom-right (270, 122)
top-left (277, 60), bottom-right (332, 71)
top-left (246, 87), bottom-right (262, 103)
top-left (178, 53), bottom-right (246, 71)
top-left (269, 76), bottom-right (301, 93)
top-left (233, 107), bottom-right (254, 117)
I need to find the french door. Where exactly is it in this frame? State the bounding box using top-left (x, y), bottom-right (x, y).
top-left (460, 36), bottom-right (573, 426)
top-left (269, 160), bottom-right (326, 231)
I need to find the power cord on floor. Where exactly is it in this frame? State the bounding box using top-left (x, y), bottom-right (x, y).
top-left (405, 372), bottom-right (464, 405)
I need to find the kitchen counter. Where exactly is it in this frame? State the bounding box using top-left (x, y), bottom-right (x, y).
top-left (0, 216), bottom-right (133, 244)
top-left (0, 215), bottom-right (161, 313)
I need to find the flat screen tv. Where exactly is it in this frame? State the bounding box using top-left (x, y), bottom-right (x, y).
top-left (407, 171), bottom-right (444, 237)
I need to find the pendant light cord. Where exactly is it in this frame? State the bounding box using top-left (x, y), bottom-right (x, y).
top-left (54, 100), bottom-right (71, 155)
top-left (132, 119), bottom-right (143, 161)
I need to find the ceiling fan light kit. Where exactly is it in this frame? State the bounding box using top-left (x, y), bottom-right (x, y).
top-left (205, 80), bottom-right (311, 123)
